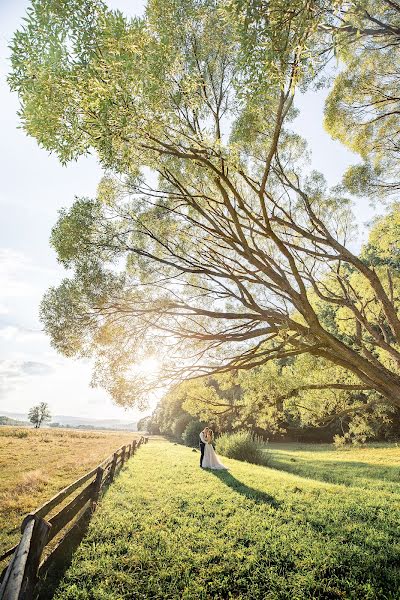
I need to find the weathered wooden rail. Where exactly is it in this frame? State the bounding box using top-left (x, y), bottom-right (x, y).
top-left (0, 435), bottom-right (149, 600)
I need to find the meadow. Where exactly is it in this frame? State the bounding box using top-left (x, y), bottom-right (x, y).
top-left (51, 439), bottom-right (400, 600)
top-left (0, 426), bottom-right (137, 562)
top-left (267, 442), bottom-right (400, 494)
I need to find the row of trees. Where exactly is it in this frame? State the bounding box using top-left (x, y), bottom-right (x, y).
top-left (9, 0), bottom-right (400, 429)
top-left (141, 363), bottom-right (400, 446)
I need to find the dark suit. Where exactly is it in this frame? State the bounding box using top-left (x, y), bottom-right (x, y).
top-left (199, 432), bottom-right (206, 467)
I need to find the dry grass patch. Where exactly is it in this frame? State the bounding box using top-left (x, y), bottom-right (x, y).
top-left (0, 427), bottom-right (137, 562)
top-left (13, 469), bottom-right (49, 495)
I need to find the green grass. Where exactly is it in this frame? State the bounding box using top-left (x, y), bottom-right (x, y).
top-left (51, 439), bottom-right (400, 599)
top-left (267, 442), bottom-right (400, 494)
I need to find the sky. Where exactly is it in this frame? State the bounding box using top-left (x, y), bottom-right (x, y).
top-left (0, 0), bottom-right (377, 421)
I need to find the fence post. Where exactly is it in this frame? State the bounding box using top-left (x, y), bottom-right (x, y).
top-left (0, 518), bottom-right (34, 600)
top-left (131, 440), bottom-right (136, 456)
top-left (91, 467), bottom-right (104, 511)
top-left (21, 517), bottom-right (51, 600)
top-left (120, 445), bottom-right (126, 468)
top-left (0, 515), bottom-right (51, 600)
top-left (109, 452), bottom-right (118, 482)
top-left (126, 443), bottom-right (131, 460)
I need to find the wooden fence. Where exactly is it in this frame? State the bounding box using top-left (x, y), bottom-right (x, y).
top-left (0, 435), bottom-right (149, 600)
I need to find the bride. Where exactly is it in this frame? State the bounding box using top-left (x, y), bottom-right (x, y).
top-left (202, 429), bottom-right (228, 470)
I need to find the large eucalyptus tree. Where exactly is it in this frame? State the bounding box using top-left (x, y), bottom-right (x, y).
top-left (9, 0), bottom-right (400, 410)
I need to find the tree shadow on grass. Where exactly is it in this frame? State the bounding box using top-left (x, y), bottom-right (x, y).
top-left (269, 455), bottom-right (400, 490)
top-left (208, 470), bottom-right (280, 508)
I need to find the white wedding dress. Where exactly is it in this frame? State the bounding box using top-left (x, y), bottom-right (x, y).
top-left (202, 442), bottom-right (228, 470)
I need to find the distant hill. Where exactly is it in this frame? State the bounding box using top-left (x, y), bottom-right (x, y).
top-left (0, 415), bottom-right (30, 426)
top-left (0, 411), bottom-right (137, 431)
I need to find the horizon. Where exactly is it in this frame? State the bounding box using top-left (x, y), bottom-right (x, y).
top-left (1, 408), bottom-right (139, 423)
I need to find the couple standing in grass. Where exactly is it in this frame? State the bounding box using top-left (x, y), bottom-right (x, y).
top-left (199, 427), bottom-right (228, 470)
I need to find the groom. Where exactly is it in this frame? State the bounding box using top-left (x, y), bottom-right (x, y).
top-left (199, 427), bottom-right (208, 468)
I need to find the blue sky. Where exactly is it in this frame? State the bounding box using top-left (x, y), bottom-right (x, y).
top-left (0, 0), bottom-right (377, 420)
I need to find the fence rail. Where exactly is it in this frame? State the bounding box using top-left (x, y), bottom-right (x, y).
top-left (0, 435), bottom-right (149, 600)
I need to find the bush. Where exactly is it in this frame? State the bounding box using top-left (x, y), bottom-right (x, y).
top-left (215, 430), bottom-right (269, 465)
top-left (182, 420), bottom-right (205, 447)
top-left (0, 428), bottom-right (29, 438)
top-left (333, 434), bottom-right (348, 448)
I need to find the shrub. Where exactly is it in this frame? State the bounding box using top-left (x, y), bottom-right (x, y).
top-left (333, 434), bottom-right (348, 448)
top-left (0, 428), bottom-right (29, 438)
top-left (182, 420), bottom-right (205, 447)
top-left (215, 430), bottom-right (269, 465)
top-left (14, 430), bottom-right (29, 439)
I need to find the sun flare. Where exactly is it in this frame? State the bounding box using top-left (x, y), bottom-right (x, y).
top-left (134, 357), bottom-right (160, 377)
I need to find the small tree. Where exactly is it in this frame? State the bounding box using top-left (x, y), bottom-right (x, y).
top-left (28, 402), bottom-right (51, 429)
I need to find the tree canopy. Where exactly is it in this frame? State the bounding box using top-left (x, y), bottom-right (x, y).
top-left (324, 1), bottom-right (400, 199)
top-left (9, 0), bottom-right (400, 421)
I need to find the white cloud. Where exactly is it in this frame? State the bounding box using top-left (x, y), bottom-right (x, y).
top-left (0, 248), bottom-right (62, 344)
top-left (0, 359), bottom-right (144, 421)
top-left (0, 325), bottom-right (146, 420)
top-left (0, 245), bottom-right (149, 419)
top-left (0, 358), bottom-right (54, 400)
top-left (0, 248), bottom-right (57, 299)
top-left (0, 325), bottom-right (44, 344)
top-left (0, 358), bottom-right (53, 378)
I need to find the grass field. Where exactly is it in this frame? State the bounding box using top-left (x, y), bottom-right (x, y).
top-left (51, 439), bottom-right (400, 600)
top-left (267, 442), bottom-right (400, 494)
top-left (0, 427), bottom-right (137, 560)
